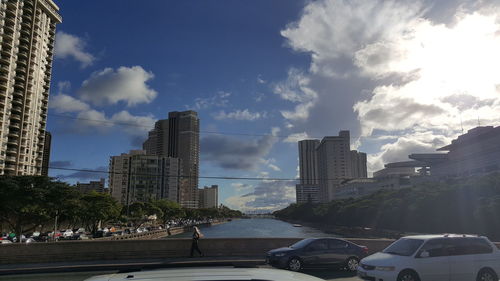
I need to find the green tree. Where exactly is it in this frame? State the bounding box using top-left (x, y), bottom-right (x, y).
top-left (152, 199), bottom-right (184, 223)
top-left (76, 191), bottom-right (121, 235)
top-left (0, 176), bottom-right (76, 242)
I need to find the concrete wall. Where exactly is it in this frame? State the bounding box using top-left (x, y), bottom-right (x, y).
top-left (2, 238), bottom-right (498, 265)
top-left (0, 238), bottom-right (394, 264)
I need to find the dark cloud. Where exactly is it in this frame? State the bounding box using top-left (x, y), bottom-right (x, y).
top-left (49, 160), bottom-right (72, 168)
top-left (201, 134), bottom-right (277, 170)
top-left (55, 166), bottom-right (107, 181)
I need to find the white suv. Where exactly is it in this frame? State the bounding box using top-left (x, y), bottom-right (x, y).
top-left (357, 234), bottom-right (500, 281)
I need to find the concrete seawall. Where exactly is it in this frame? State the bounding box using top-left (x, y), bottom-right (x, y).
top-left (2, 238), bottom-right (498, 265)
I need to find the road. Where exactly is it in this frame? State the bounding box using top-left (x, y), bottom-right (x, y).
top-left (0, 267), bottom-right (363, 281)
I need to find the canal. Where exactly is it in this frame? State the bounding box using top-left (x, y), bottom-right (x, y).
top-left (167, 218), bottom-right (335, 238)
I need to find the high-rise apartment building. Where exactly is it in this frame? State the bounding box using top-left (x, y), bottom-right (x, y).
top-left (41, 130), bottom-right (50, 175)
top-left (296, 140), bottom-right (320, 204)
top-left (350, 150), bottom-right (367, 178)
top-left (0, 0), bottom-right (61, 175)
top-left (316, 131), bottom-right (367, 202)
top-left (198, 185), bottom-right (218, 209)
top-left (109, 150), bottom-right (182, 205)
top-left (143, 111), bottom-right (200, 208)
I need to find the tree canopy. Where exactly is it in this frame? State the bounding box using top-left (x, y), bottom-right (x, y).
top-left (274, 173), bottom-right (500, 240)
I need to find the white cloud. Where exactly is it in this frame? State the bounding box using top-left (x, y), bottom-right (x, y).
top-left (50, 94), bottom-right (90, 113)
top-left (268, 164), bottom-right (281, 172)
top-left (193, 91), bottom-right (231, 110)
top-left (277, 0), bottom-right (500, 172)
top-left (55, 31), bottom-right (95, 68)
top-left (78, 66), bottom-right (157, 107)
top-left (283, 132), bottom-right (309, 143)
top-left (212, 109), bottom-right (267, 121)
top-left (110, 111), bottom-right (155, 136)
top-left (231, 183), bottom-right (253, 192)
top-left (368, 131), bottom-right (453, 172)
top-left (273, 69), bottom-right (317, 122)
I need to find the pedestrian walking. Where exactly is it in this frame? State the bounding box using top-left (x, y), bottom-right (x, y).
top-left (190, 226), bottom-right (204, 257)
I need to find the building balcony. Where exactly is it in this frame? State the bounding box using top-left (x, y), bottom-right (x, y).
top-left (0, 72), bottom-right (8, 82)
top-left (9, 122), bottom-right (20, 129)
top-left (10, 113), bottom-right (21, 121)
top-left (17, 58), bottom-right (27, 66)
top-left (11, 106), bottom-right (22, 114)
top-left (3, 32), bottom-right (14, 42)
top-left (16, 66), bottom-right (26, 74)
top-left (5, 156), bottom-right (17, 163)
top-left (8, 130), bottom-right (19, 138)
top-left (4, 165), bottom-right (15, 172)
top-left (6, 139), bottom-right (18, 146)
top-left (0, 57), bottom-right (10, 65)
top-left (12, 96), bottom-right (23, 105)
top-left (18, 51), bottom-right (28, 59)
top-left (0, 82), bottom-right (7, 91)
top-left (6, 147), bottom-right (17, 155)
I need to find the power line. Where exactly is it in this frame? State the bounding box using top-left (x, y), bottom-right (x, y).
top-left (13, 163), bottom-right (348, 182)
top-left (47, 113), bottom-right (325, 139)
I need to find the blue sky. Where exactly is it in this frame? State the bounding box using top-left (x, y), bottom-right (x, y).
top-left (49, 0), bottom-right (500, 212)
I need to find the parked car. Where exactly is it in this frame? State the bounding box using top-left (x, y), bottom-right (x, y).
top-left (266, 237), bottom-right (368, 272)
top-left (357, 234), bottom-right (500, 281)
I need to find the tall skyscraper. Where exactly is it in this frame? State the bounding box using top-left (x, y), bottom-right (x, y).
top-left (315, 130), bottom-right (367, 202)
top-left (296, 140), bottom-right (320, 203)
top-left (0, 0), bottom-right (61, 175)
top-left (41, 131), bottom-right (51, 176)
top-left (109, 150), bottom-right (182, 205)
top-left (143, 111), bottom-right (200, 208)
top-left (198, 185), bottom-right (218, 208)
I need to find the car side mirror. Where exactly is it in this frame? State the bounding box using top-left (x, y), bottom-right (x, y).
top-left (419, 251), bottom-right (430, 258)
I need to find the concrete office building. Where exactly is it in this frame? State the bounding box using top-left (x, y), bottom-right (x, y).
top-left (386, 126), bottom-right (500, 179)
top-left (334, 177), bottom-right (411, 199)
top-left (0, 0), bottom-right (61, 175)
top-left (198, 185), bottom-right (218, 209)
top-left (296, 140), bottom-right (320, 203)
top-left (41, 130), bottom-right (50, 176)
top-left (76, 178), bottom-right (106, 194)
top-left (109, 150), bottom-right (182, 205)
top-left (144, 111), bottom-right (200, 208)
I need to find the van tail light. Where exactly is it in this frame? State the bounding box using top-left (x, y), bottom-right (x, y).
top-left (362, 246), bottom-right (369, 254)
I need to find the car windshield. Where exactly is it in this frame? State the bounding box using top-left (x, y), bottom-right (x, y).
top-left (290, 238), bottom-right (314, 249)
top-left (383, 238), bottom-right (425, 256)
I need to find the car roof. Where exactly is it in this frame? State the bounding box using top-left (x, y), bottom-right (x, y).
top-left (86, 267), bottom-right (324, 281)
top-left (402, 234), bottom-right (482, 240)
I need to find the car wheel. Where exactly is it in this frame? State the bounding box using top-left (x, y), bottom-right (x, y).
top-left (288, 257), bottom-right (302, 272)
top-left (345, 257), bottom-right (359, 272)
top-left (397, 270), bottom-right (420, 281)
top-left (477, 268), bottom-right (498, 281)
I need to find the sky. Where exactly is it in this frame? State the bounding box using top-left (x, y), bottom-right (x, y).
top-left (49, 0), bottom-right (500, 212)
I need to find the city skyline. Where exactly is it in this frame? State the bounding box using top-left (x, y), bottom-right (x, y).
top-left (41, 0), bottom-right (500, 212)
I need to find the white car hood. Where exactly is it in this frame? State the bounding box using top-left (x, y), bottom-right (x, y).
top-left (84, 267), bottom-right (325, 281)
top-left (361, 252), bottom-right (410, 266)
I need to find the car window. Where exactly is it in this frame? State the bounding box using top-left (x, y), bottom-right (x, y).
top-left (308, 240), bottom-right (328, 251)
top-left (383, 238), bottom-right (424, 256)
top-left (449, 238), bottom-right (493, 255)
top-left (328, 239), bottom-right (349, 249)
top-left (290, 238), bottom-right (314, 249)
top-left (419, 238), bottom-right (451, 257)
